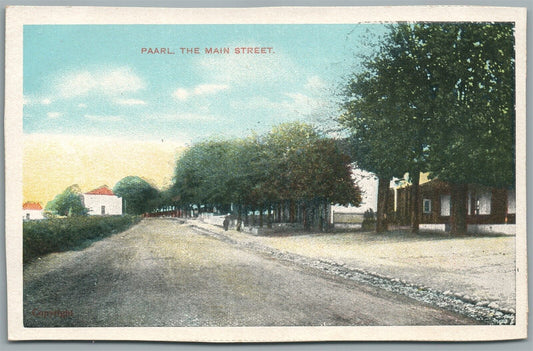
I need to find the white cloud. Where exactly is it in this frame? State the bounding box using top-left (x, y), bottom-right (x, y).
top-left (145, 112), bottom-right (216, 122)
top-left (197, 48), bottom-right (301, 86)
top-left (23, 96), bottom-right (53, 105)
top-left (55, 67), bottom-right (144, 98)
top-left (172, 88), bottom-right (190, 101)
top-left (114, 98), bottom-right (147, 106)
top-left (231, 92), bottom-right (328, 117)
top-left (85, 114), bottom-right (123, 122)
top-left (47, 112), bottom-right (62, 119)
top-left (193, 84), bottom-right (229, 95)
top-left (305, 75), bottom-right (327, 91)
top-left (172, 83), bottom-right (229, 101)
top-left (78, 103), bottom-right (87, 108)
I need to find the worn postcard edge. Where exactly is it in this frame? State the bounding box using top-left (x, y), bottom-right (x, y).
top-left (4, 5), bottom-right (528, 342)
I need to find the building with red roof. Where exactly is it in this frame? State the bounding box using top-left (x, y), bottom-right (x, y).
top-left (23, 202), bottom-right (44, 220)
top-left (82, 186), bottom-right (122, 216)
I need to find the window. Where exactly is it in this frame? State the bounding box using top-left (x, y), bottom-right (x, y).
top-left (473, 191), bottom-right (491, 215)
top-left (423, 199), bottom-right (432, 214)
top-left (507, 189), bottom-right (516, 214)
top-left (26, 213), bottom-right (30, 220)
top-left (440, 195), bottom-right (451, 216)
top-left (101, 205), bottom-right (106, 215)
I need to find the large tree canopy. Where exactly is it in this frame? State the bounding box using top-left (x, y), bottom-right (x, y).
top-left (170, 122), bottom-right (361, 229)
top-left (340, 22), bottom-right (515, 234)
top-left (113, 176), bottom-right (160, 215)
top-left (45, 184), bottom-right (87, 217)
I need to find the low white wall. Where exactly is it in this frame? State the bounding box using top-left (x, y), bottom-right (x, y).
top-left (334, 223), bottom-right (362, 229)
top-left (419, 224), bottom-right (447, 232)
top-left (199, 214), bottom-right (226, 227)
top-left (467, 224), bottom-right (516, 236)
top-left (420, 223), bottom-right (515, 236)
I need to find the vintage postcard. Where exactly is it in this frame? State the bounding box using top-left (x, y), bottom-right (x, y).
top-left (5, 5), bottom-right (527, 342)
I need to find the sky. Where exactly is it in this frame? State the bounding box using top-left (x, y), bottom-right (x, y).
top-left (23, 24), bottom-right (387, 204)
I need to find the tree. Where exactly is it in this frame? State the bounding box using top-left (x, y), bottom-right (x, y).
top-left (263, 122), bottom-right (361, 229)
top-left (169, 122), bottom-right (361, 230)
top-left (113, 176), bottom-right (160, 215)
top-left (340, 23), bottom-right (515, 235)
top-left (45, 184), bottom-right (87, 216)
top-left (418, 23), bottom-right (515, 234)
top-left (340, 24), bottom-right (433, 233)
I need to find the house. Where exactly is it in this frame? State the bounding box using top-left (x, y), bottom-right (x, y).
top-left (392, 179), bottom-right (515, 235)
top-left (23, 202), bottom-right (44, 220)
top-left (82, 186), bottom-right (122, 216)
top-left (330, 169), bottom-right (379, 226)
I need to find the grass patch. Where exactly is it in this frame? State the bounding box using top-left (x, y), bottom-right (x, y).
top-left (23, 215), bottom-right (141, 264)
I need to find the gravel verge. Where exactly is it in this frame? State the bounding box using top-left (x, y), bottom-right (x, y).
top-left (188, 222), bottom-right (515, 325)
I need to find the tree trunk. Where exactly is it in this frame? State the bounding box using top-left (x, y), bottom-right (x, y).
top-left (267, 205), bottom-right (272, 228)
top-left (410, 170), bottom-right (420, 233)
top-left (289, 199), bottom-right (295, 223)
top-left (450, 183), bottom-right (468, 235)
top-left (376, 177), bottom-right (390, 233)
top-left (302, 201), bottom-right (309, 231)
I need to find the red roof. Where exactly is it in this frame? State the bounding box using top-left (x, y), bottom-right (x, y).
top-left (23, 202), bottom-right (43, 210)
top-left (85, 186), bottom-right (115, 196)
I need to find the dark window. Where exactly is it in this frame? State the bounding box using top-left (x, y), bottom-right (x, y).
top-left (423, 199), bottom-right (431, 214)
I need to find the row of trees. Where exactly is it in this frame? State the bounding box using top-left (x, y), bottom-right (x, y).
top-left (168, 122), bottom-right (362, 230)
top-left (340, 23), bottom-right (515, 234)
top-left (45, 122), bottom-right (362, 231)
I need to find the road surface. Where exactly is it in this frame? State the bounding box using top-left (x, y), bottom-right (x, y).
top-left (24, 219), bottom-right (480, 327)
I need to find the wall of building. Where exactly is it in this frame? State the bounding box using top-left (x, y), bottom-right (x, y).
top-left (22, 209), bottom-right (44, 220)
top-left (83, 194), bottom-right (122, 216)
top-left (392, 180), bottom-right (515, 226)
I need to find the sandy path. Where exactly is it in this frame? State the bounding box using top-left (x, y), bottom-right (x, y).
top-left (23, 219), bottom-right (479, 327)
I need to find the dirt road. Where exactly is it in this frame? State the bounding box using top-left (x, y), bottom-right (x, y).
top-left (24, 219), bottom-right (480, 327)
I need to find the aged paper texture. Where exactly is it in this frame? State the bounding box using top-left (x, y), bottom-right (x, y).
top-left (5, 5), bottom-right (527, 342)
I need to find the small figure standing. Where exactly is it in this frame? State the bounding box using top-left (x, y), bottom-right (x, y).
top-left (223, 216), bottom-right (230, 231)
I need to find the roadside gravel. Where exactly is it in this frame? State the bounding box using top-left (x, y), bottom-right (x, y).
top-left (191, 219), bottom-right (516, 325)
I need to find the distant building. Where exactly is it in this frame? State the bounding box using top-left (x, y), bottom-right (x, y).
top-left (82, 186), bottom-right (122, 216)
top-left (23, 202), bottom-right (44, 220)
top-left (330, 169), bottom-right (379, 225)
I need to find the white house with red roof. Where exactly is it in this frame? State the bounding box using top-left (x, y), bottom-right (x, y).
top-left (23, 202), bottom-right (44, 220)
top-left (82, 186), bottom-right (122, 216)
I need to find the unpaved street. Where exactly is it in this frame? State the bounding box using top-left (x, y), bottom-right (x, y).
top-left (24, 219), bottom-right (480, 327)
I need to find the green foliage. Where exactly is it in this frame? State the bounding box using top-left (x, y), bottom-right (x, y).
top-left (418, 23), bottom-right (515, 187)
top-left (113, 176), bottom-right (160, 215)
top-left (45, 185), bottom-right (88, 217)
top-left (170, 122), bottom-right (362, 215)
top-left (340, 23), bottom-right (515, 234)
top-left (23, 215), bottom-right (140, 264)
top-left (341, 22), bottom-right (515, 188)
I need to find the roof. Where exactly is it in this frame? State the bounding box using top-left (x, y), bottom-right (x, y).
top-left (85, 186), bottom-right (115, 196)
top-left (23, 202), bottom-right (43, 210)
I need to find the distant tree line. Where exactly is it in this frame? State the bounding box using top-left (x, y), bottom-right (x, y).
top-left (167, 122), bottom-right (362, 230)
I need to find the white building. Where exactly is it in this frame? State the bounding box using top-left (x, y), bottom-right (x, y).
top-left (22, 202), bottom-right (44, 220)
top-left (331, 169), bottom-right (379, 214)
top-left (82, 186), bottom-right (122, 216)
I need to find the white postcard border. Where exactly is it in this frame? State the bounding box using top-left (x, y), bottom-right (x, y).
top-left (5, 5), bottom-right (528, 342)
